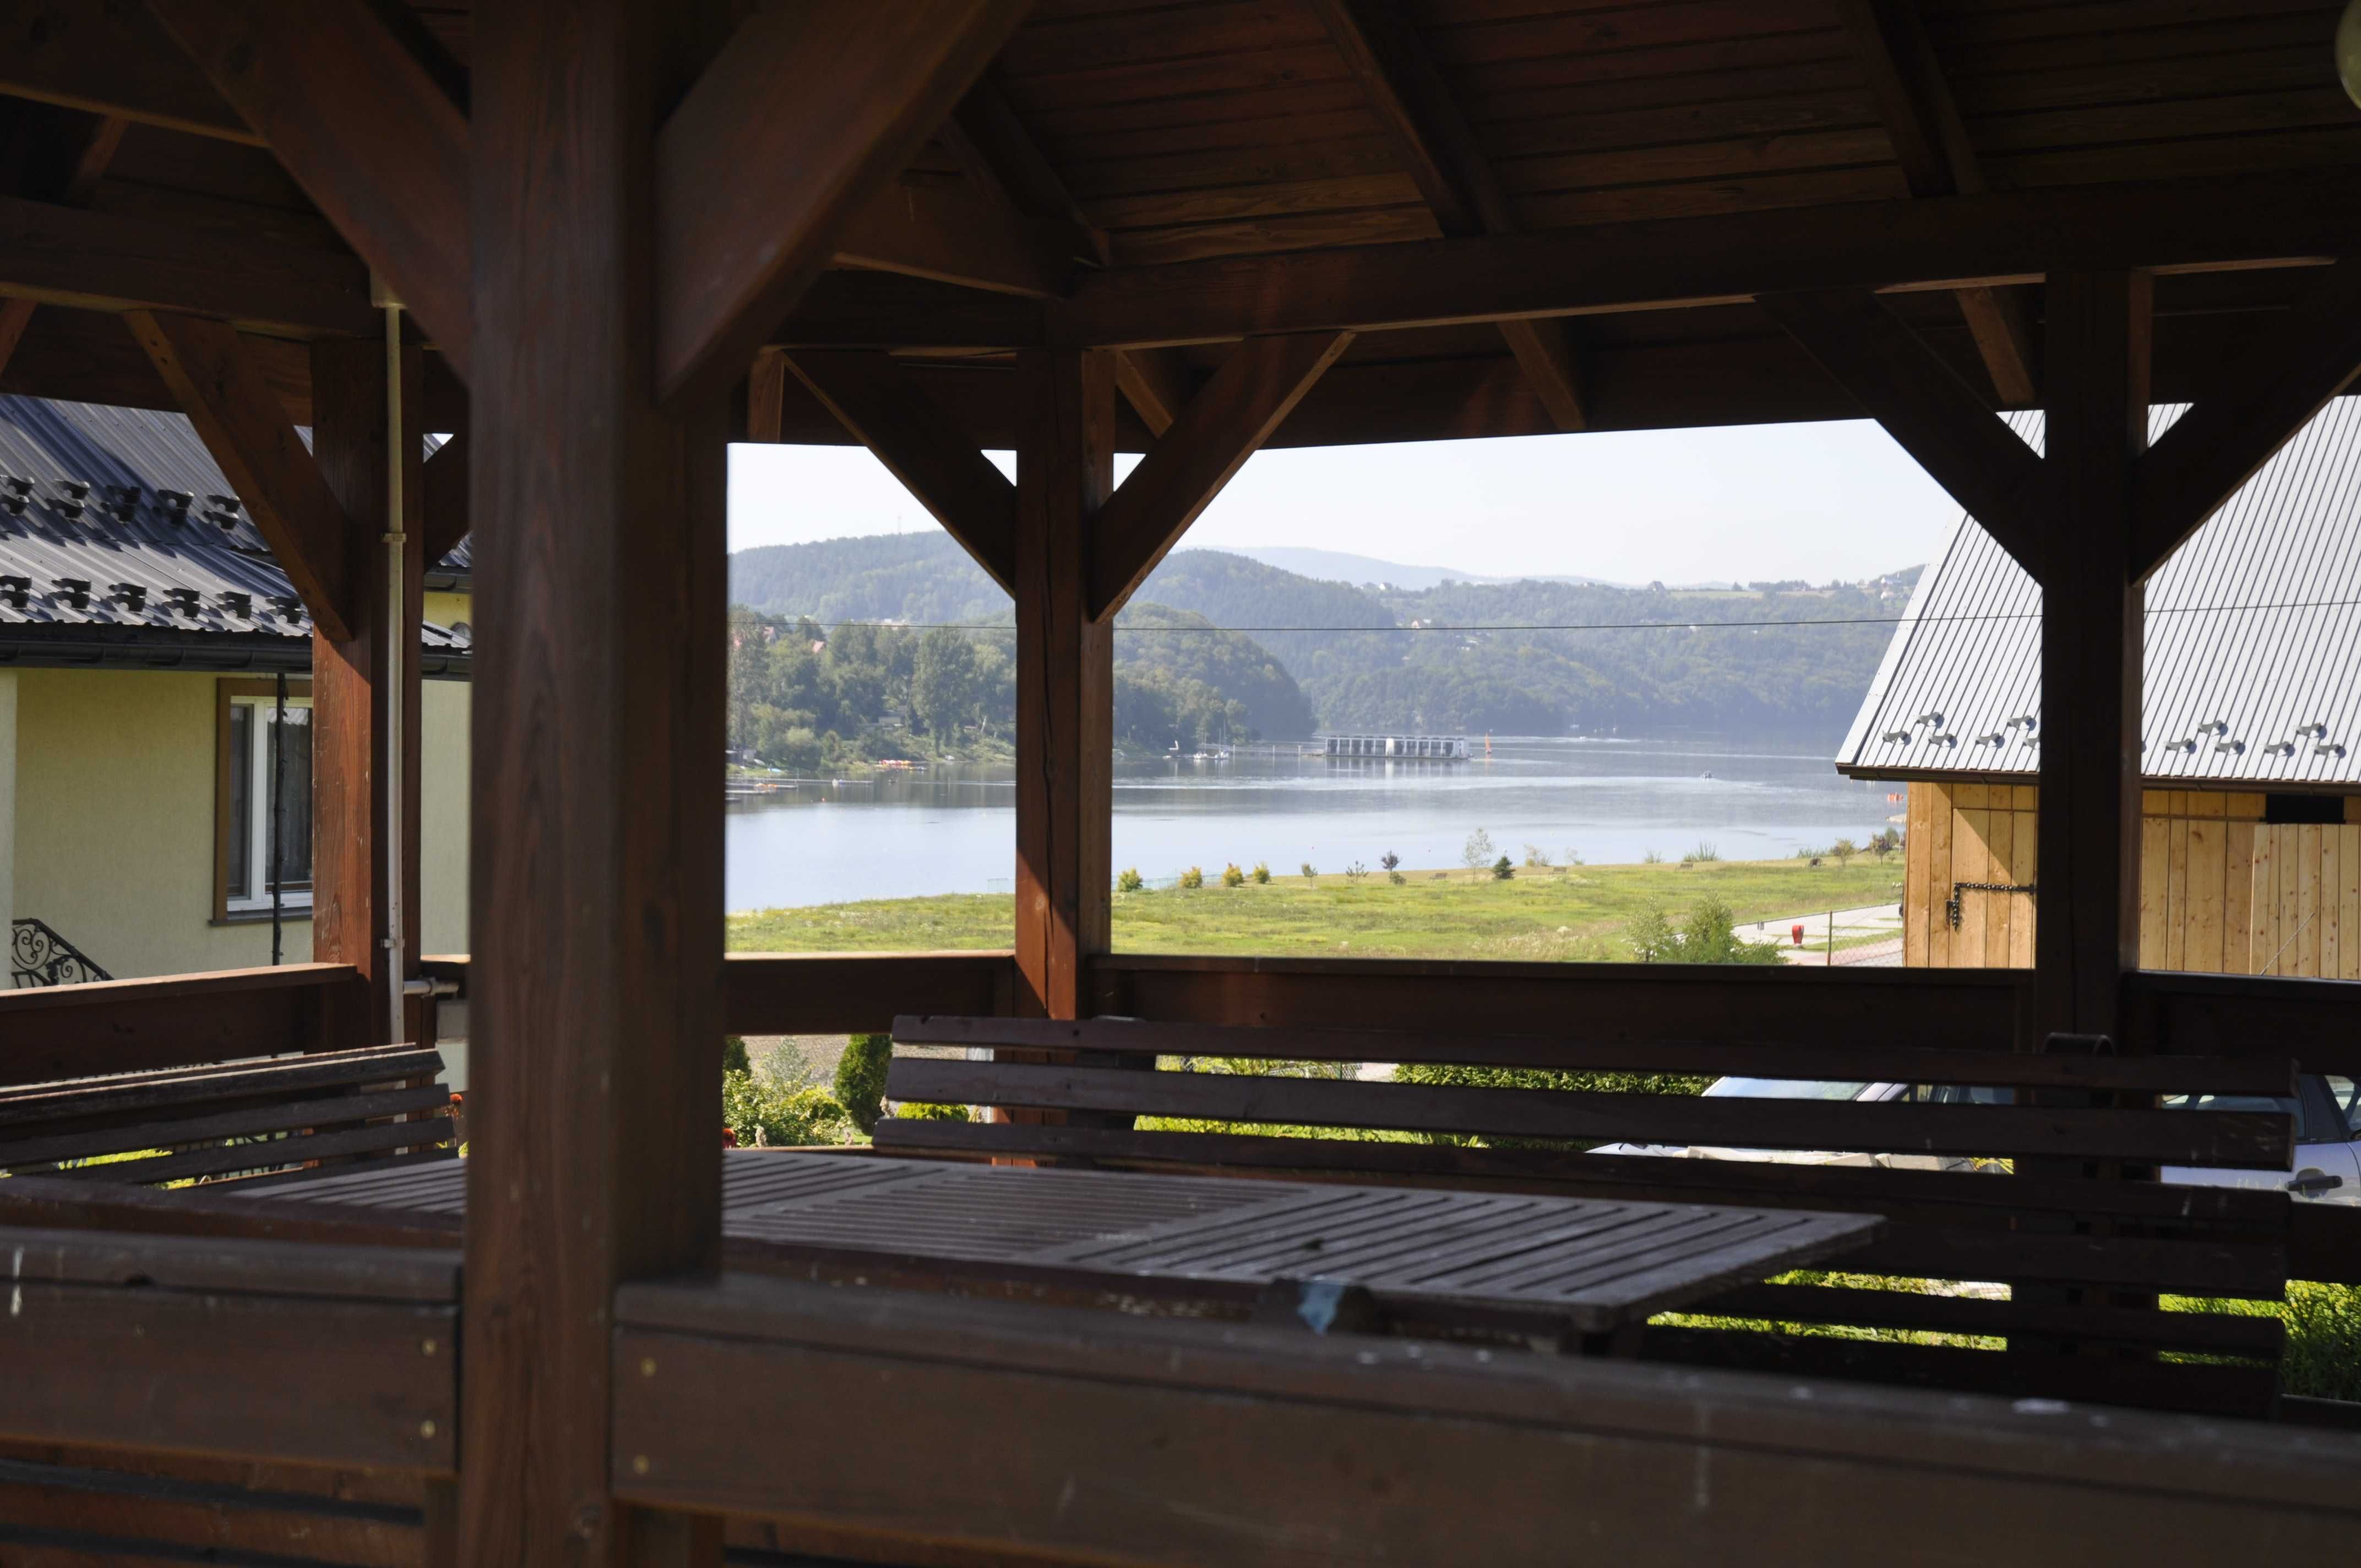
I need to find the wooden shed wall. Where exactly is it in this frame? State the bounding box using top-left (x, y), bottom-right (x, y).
top-left (1905, 782), bottom-right (2361, 977)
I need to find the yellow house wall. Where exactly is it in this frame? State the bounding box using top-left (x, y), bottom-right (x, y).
top-left (10, 667), bottom-right (471, 982)
top-left (1902, 780), bottom-right (2361, 976)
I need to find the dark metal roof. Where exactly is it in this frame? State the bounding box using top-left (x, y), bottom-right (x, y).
top-left (0, 397), bottom-right (467, 675)
top-left (1839, 397), bottom-right (2361, 791)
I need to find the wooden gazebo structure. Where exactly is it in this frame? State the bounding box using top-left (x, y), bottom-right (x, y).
top-left (1, 1), bottom-right (2359, 1562)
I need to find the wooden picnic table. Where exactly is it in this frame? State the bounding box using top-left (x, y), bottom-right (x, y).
top-left (244, 1151), bottom-right (1879, 1341)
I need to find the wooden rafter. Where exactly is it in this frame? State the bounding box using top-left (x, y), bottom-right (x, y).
top-left (744, 347), bottom-right (789, 444)
top-left (944, 74), bottom-right (1108, 271)
top-left (1090, 332), bottom-right (1353, 619)
top-left (2132, 260), bottom-right (2361, 580)
top-left (653, 0), bottom-right (1037, 404)
top-left (0, 1), bottom-right (257, 143)
top-left (0, 110), bottom-right (123, 383)
top-left (148, 0), bottom-right (472, 382)
top-left (1059, 169), bottom-right (2361, 351)
top-left (1835, 0), bottom-right (2036, 405)
top-left (0, 193), bottom-right (374, 334)
top-left (1756, 288), bottom-right (2047, 577)
top-left (126, 309), bottom-right (357, 641)
top-left (784, 350), bottom-right (1019, 595)
top-left (831, 171), bottom-right (1063, 300)
top-left (1111, 347), bottom-right (1194, 438)
top-left (1309, 0), bottom-right (1585, 430)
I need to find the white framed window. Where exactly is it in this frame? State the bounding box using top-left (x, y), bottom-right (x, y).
top-left (215, 679), bottom-right (313, 918)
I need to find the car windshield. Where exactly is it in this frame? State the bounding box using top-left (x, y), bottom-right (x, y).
top-left (1701, 1078), bottom-right (1872, 1100)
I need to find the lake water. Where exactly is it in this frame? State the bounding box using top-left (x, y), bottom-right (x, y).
top-left (725, 734), bottom-right (1901, 912)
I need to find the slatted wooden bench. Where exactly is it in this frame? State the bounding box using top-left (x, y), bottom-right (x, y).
top-left (0, 1044), bottom-right (454, 1189)
top-left (879, 1014), bottom-right (2319, 1418)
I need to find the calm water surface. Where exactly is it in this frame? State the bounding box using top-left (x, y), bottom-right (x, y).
top-left (725, 735), bottom-right (1898, 911)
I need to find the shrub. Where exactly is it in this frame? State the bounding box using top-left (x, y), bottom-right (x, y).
top-left (1345, 861), bottom-right (1368, 883)
top-left (1641, 848), bottom-right (1664, 864)
top-left (724, 1069), bottom-right (856, 1148)
top-left (1180, 865), bottom-right (1204, 889)
top-left (1116, 867), bottom-right (1145, 893)
top-left (1563, 846), bottom-right (1585, 867)
top-left (2165, 1282), bottom-right (2361, 1401)
top-left (1831, 836), bottom-right (1857, 867)
top-left (1690, 841), bottom-right (1720, 863)
top-left (1299, 862), bottom-right (1318, 881)
top-left (832, 1032), bottom-right (893, 1134)
top-left (1462, 827), bottom-right (1495, 869)
top-left (1492, 854), bottom-right (1514, 880)
top-left (1388, 870), bottom-right (1406, 886)
top-left (722, 1034), bottom-right (751, 1075)
top-left (1624, 906), bottom-right (1677, 962)
top-left (1379, 851), bottom-right (1401, 873)
top-left (1523, 843), bottom-right (1551, 868)
top-left (895, 1099), bottom-right (971, 1123)
top-left (1251, 861), bottom-right (1271, 884)
top-left (1221, 862), bottom-right (1247, 888)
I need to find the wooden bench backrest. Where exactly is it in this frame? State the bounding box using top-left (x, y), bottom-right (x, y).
top-left (0, 1043), bottom-right (454, 1188)
top-left (880, 1013), bottom-right (2319, 1419)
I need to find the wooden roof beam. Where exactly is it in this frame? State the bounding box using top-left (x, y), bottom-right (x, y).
top-left (420, 432), bottom-right (467, 571)
top-left (0, 1), bottom-right (256, 143)
top-left (0, 109), bottom-right (124, 384)
top-left (784, 349), bottom-right (1019, 595)
top-left (1309, 0), bottom-right (1586, 431)
top-left (1835, 0), bottom-right (2036, 405)
top-left (126, 309), bottom-right (358, 641)
top-left (2131, 259), bottom-right (2361, 580)
top-left (655, 0), bottom-right (1037, 405)
top-left (1058, 169), bottom-right (2361, 350)
top-left (1090, 331), bottom-right (1353, 619)
top-left (1757, 288), bottom-right (2048, 579)
top-left (148, 0), bottom-right (472, 382)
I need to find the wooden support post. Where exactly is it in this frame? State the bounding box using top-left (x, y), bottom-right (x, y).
top-left (308, 337), bottom-right (423, 1047)
top-left (460, 1), bottom-right (726, 1561)
top-left (2036, 272), bottom-right (2149, 1042)
top-left (1013, 350), bottom-right (1115, 1021)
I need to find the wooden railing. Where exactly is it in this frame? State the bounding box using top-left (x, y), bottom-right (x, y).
top-left (0, 963), bottom-right (369, 1087)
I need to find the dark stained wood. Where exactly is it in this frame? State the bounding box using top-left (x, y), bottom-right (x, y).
top-left (1112, 347), bottom-right (1193, 435)
top-left (146, 0), bottom-right (472, 381)
top-left (2037, 271), bottom-right (2149, 1043)
top-left (723, 951), bottom-right (1015, 1036)
top-left (1832, 0), bottom-right (2037, 402)
top-left (2287, 1204), bottom-right (2361, 1287)
top-left (830, 170), bottom-right (1065, 298)
top-left (612, 1272), bottom-right (2361, 1562)
top-left (0, 193), bottom-right (374, 335)
top-left (0, 1), bottom-right (258, 143)
top-left (0, 111), bottom-right (124, 385)
top-left (743, 349), bottom-right (787, 444)
top-left (1698, 1281), bottom-right (2284, 1357)
top-left (1091, 953), bottom-right (2031, 1052)
top-left (419, 433), bottom-right (467, 569)
top-left (0, 1084), bottom-right (448, 1170)
top-left (1307, 0), bottom-right (1586, 428)
top-left (1755, 287), bottom-right (2047, 575)
top-left (1057, 168), bottom-right (2361, 349)
top-left (946, 72), bottom-right (1109, 269)
top-left (0, 964), bottom-right (367, 1086)
top-left (461, 0), bottom-right (728, 1559)
top-left (129, 310), bottom-right (358, 641)
top-left (652, 0), bottom-right (1038, 402)
top-left (783, 350), bottom-right (1019, 593)
top-left (0, 1170), bottom-right (461, 1250)
top-left (2127, 971), bottom-right (2361, 1078)
top-left (1013, 350), bottom-right (1115, 1020)
top-left (2132, 260), bottom-right (2361, 579)
top-left (1089, 330), bottom-right (1353, 617)
top-left (890, 1014), bottom-right (2297, 1097)
top-left (309, 337), bottom-right (425, 1045)
top-left (0, 1227), bottom-right (455, 1474)
top-left (882, 1057), bottom-right (2291, 1168)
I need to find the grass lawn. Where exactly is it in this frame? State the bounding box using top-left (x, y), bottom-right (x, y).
top-left (727, 856), bottom-right (1907, 960)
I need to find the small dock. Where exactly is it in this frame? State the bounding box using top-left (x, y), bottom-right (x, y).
top-left (1319, 732), bottom-right (1467, 759)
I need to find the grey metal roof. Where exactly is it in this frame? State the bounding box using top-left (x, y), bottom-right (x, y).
top-left (1838, 395), bottom-right (2361, 791)
top-left (0, 397), bottom-right (467, 673)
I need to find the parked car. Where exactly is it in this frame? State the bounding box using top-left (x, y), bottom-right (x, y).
top-left (1597, 1073), bottom-right (2361, 1204)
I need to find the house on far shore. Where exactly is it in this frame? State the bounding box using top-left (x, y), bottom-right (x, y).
top-left (0, 396), bottom-right (471, 988)
top-left (1839, 396), bottom-right (2361, 977)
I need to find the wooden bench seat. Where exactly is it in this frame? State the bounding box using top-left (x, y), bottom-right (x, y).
top-left (880, 1013), bottom-right (2322, 1418)
top-left (0, 1044), bottom-right (454, 1189)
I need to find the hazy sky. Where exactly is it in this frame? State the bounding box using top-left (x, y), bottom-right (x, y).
top-left (727, 419), bottom-right (1968, 585)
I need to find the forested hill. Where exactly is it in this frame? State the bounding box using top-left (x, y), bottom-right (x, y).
top-left (728, 533), bottom-right (1918, 744)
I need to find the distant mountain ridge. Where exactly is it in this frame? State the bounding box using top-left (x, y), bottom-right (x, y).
top-left (727, 535), bottom-right (1919, 744)
top-left (1218, 546), bottom-right (1623, 591)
